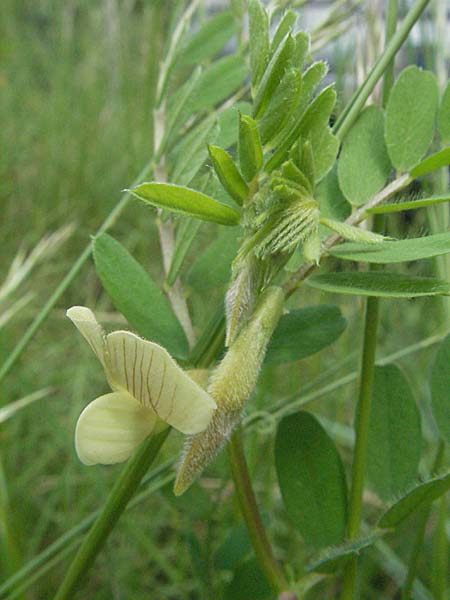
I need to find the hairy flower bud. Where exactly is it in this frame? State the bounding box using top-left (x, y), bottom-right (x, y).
top-left (174, 286), bottom-right (285, 495)
top-left (225, 253), bottom-right (258, 346)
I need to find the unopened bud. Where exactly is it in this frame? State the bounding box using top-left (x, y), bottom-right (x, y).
top-left (174, 286), bottom-right (285, 495)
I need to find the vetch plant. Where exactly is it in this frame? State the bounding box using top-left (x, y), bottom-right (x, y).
top-left (2, 1), bottom-right (450, 599)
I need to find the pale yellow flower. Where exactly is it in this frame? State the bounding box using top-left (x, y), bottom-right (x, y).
top-left (67, 307), bottom-right (216, 466)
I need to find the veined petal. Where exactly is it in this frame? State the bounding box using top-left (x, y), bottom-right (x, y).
top-left (75, 392), bottom-right (158, 465)
top-left (66, 306), bottom-right (106, 368)
top-left (105, 331), bottom-right (216, 435)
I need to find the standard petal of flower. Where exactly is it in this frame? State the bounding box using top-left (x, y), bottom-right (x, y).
top-left (75, 392), bottom-right (158, 465)
top-left (66, 306), bottom-right (106, 368)
top-left (105, 331), bottom-right (216, 435)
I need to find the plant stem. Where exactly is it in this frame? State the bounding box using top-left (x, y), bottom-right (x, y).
top-left (340, 211), bottom-right (385, 600)
top-left (333, 0), bottom-right (431, 141)
top-left (382, 0), bottom-right (398, 107)
top-left (340, 291), bottom-right (380, 600)
top-left (227, 429), bottom-right (288, 594)
top-left (53, 427), bottom-right (170, 600)
top-left (339, 4), bottom-right (401, 589)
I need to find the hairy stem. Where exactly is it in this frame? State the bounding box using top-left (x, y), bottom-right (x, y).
top-left (53, 427), bottom-right (170, 600)
top-left (228, 429), bottom-right (289, 594)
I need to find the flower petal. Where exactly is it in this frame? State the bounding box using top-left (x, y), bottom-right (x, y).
top-left (105, 331), bottom-right (216, 434)
top-left (66, 306), bottom-right (106, 368)
top-left (75, 392), bottom-right (157, 465)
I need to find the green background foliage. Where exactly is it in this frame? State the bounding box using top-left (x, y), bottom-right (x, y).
top-left (1, 1), bottom-right (449, 599)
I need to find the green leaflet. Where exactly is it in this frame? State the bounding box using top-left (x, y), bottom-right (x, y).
top-left (208, 145), bottom-right (248, 205)
top-left (281, 159), bottom-right (313, 194)
top-left (385, 66), bottom-right (439, 171)
top-left (259, 68), bottom-right (302, 145)
top-left (306, 272), bottom-right (450, 297)
top-left (217, 101), bottom-right (252, 150)
top-left (274, 61), bottom-right (328, 145)
top-left (321, 218), bottom-right (386, 244)
top-left (253, 33), bottom-right (295, 119)
top-left (366, 365), bottom-right (421, 501)
top-left (367, 195), bottom-right (450, 214)
top-left (93, 234), bottom-right (189, 359)
top-left (275, 412), bottom-right (348, 548)
top-left (166, 218), bottom-right (202, 286)
top-left (438, 80), bottom-right (450, 144)
top-left (410, 147), bottom-right (450, 178)
top-left (292, 61), bottom-right (329, 123)
top-left (298, 60), bottom-right (328, 103)
top-left (164, 68), bottom-right (202, 151)
top-left (238, 114), bottom-right (263, 181)
top-left (378, 471), bottom-right (450, 528)
top-left (306, 531), bottom-right (386, 574)
top-left (329, 232), bottom-right (450, 263)
top-left (296, 140), bottom-right (315, 189)
top-left (285, 103), bottom-right (338, 185)
top-left (171, 117), bottom-right (219, 186)
top-left (248, 0), bottom-right (270, 92)
top-left (431, 334), bottom-right (450, 443)
top-left (271, 10), bottom-right (297, 54)
top-left (310, 122), bottom-right (339, 183)
top-left (338, 106), bottom-right (391, 206)
top-left (187, 227), bottom-right (242, 290)
top-left (130, 183), bottom-right (241, 226)
top-left (167, 56), bottom-right (246, 149)
top-left (265, 305), bottom-right (346, 364)
top-left (177, 11), bottom-right (235, 65)
top-left (204, 169), bottom-right (242, 210)
top-left (316, 165), bottom-right (351, 223)
top-left (266, 85), bottom-right (336, 173)
top-left (303, 230), bottom-right (321, 264)
top-left (292, 31), bottom-right (310, 70)
top-left (297, 85), bottom-right (336, 139)
top-left (188, 54), bottom-right (247, 115)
